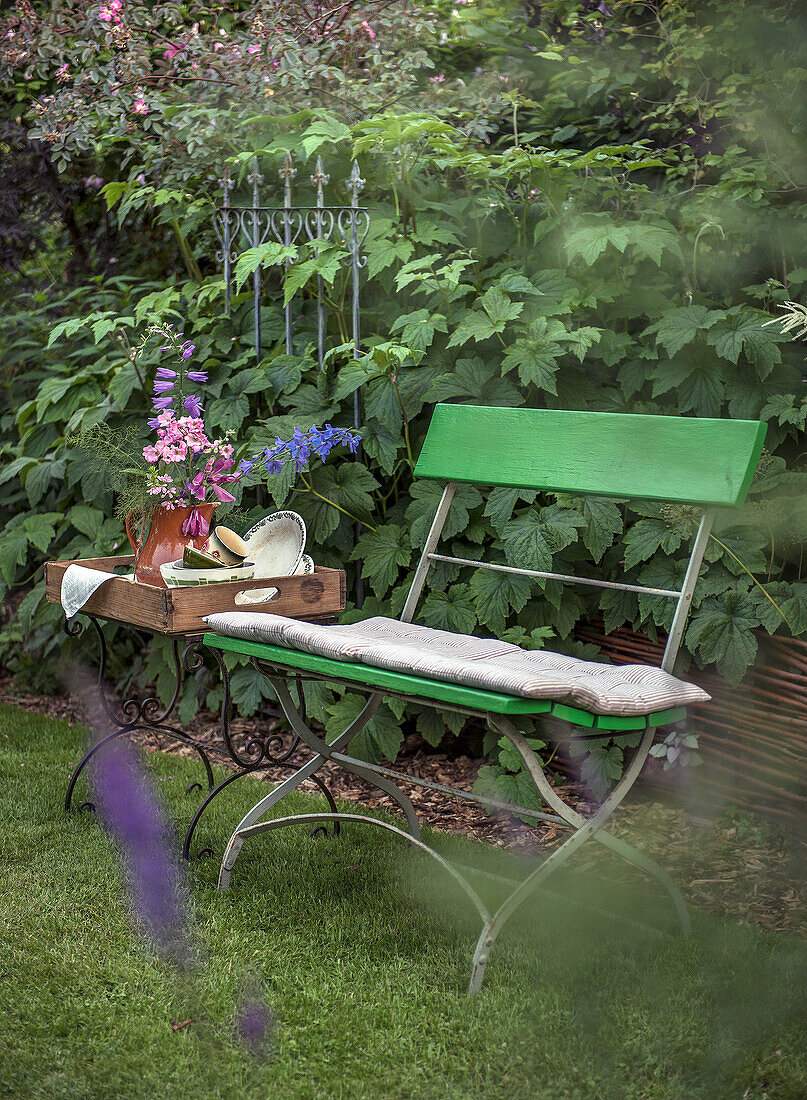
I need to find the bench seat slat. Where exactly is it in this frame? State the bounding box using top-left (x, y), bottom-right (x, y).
top-left (202, 633), bottom-right (687, 729)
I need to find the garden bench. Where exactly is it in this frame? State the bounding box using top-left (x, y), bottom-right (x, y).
top-left (202, 404), bottom-right (766, 994)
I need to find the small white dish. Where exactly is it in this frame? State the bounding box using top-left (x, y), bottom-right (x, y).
top-left (160, 559), bottom-right (256, 588)
top-left (242, 510), bottom-right (306, 579)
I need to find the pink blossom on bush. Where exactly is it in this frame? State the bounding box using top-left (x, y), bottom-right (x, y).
top-left (133, 99), bottom-right (147, 114)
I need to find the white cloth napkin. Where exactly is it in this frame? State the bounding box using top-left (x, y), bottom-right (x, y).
top-left (61, 563), bottom-right (132, 621)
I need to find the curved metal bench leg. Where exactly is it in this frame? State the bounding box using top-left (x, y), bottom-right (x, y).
top-left (184, 768), bottom-right (252, 861)
top-left (238, 811), bottom-right (493, 977)
top-left (268, 677), bottom-right (421, 838)
top-left (491, 717), bottom-right (691, 938)
top-left (219, 691), bottom-right (384, 891)
top-left (594, 831), bottom-right (691, 937)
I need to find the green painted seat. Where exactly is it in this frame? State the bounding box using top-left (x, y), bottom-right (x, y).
top-left (202, 631), bottom-right (689, 730)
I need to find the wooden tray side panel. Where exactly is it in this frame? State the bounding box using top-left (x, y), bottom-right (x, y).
top-left (166, 567), bottom-right (346, 633)
top-left (46, 557), bottom-right (170, 632)
top-left (45, 558), bottom-right (345, 635)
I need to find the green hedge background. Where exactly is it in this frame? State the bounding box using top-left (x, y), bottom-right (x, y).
top-left (2, 0), bottom-right (807, 797)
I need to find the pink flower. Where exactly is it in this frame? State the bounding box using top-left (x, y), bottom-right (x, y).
top-left (246, 44), bottom-right (261, 54)
top-left (143, 445), bottom-right (160, 463)
top-left (133, 99), bottom-right (147, 115)
top-left (99, 2), bottom-right (122, 23)
top-left (360, 21), bottom-right (376, 40)
top-left (210, 483), bottom-right (236, 503)
top-left (429, 74), bottom-right (446, 84)
top-left (181, 508), bottom-right (210, 538)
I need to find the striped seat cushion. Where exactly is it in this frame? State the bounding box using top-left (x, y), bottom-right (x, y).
top-left (203, 613), bottom-right (710, 717)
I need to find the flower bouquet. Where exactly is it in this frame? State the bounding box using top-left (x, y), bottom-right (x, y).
top-left (71, 323), bottom-right (360, 587)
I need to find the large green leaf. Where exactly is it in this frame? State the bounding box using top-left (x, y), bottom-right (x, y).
top-left (351, 524), bottom-right (411, 598)
top-left (469, 568), bottom-right (532, 635)
top-left (326, 694), bottom-right (403, 763)
top-left (706, 308), bottom-right (782, 377)
top-left (420, 584), bottom-right (478, 634)
top-left (503, 505), bottom-right (585, 572)
top-left (390, 309), bottom-right (448, 352)
top-left (484, 487), bottom-right (538, 536)
top-left (686, 592), bottom-right (760, 683)
top-left (646, 306), bottom-right (724, 356)
top-left (405, 481), bottom-right (483, 549)
top-left (623, 518), bottom-right (683, 571)
top-left (580, 498), bottom-right (623, 562)
top-left (565, 223), bottom-right (630, 265)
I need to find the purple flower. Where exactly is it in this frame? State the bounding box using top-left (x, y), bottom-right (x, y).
top-left (181, 345), bottom-right (196, 360)
top-left (238, 459), bottom-right (255, 476)
top-left (234, 994), bottom-right (273, 1058)
top-left (156, 367), bottom-right (177, 380)
top-left (147, 415), bottom-right (163, 430)
top-left (183, 393), bottom-right (203, 417)
top-left (153, 379), bottom-right (175, 395)
top-left (186, 370), bottom-right (208, 383)
top-left (181, 507), bottom-right (210, 538)
top-left (152, 395), bottom-right (174, 410)
top-left (93, 741), bottom-right (192, 965)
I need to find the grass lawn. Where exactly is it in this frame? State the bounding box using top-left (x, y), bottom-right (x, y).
top-left (1, 700), bottom-right (806, 1100)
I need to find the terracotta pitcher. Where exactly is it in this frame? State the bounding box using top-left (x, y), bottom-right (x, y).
top-left (126, 503), bottom-right (218, 588)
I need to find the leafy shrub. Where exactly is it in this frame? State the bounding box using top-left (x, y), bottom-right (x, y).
top-left (2, 0), bottom-right (807, 797)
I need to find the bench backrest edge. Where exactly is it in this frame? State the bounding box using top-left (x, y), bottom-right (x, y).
top-left (413, 405), bottom-right (767, 508)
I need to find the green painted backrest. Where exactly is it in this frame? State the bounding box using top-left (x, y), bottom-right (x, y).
top-left (414, 405), bottom-right (767, 507)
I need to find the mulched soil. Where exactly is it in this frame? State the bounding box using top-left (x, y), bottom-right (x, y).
top-left (2, 673), bottom-right (806, 938)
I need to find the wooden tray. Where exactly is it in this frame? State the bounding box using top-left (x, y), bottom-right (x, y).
top-left (45, 556), bottom-right (346, 635)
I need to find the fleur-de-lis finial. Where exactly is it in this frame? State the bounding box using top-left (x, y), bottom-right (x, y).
top-left (279, 152), bottom-right (297, 182)
top-left (345, 160), bottom-right (365, 205)
top-left (248, 156), bottom-right (263, 188)
top-left (311, 155), bottom-right (330, 191)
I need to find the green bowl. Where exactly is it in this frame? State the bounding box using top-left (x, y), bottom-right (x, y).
top-left (183, 545), bottom-right (223, 569)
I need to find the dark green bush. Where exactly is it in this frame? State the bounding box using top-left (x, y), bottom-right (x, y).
top-left (2, 0), bottom-right (807, 795)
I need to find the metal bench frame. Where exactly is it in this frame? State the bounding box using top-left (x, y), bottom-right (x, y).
top-left (206, 405), bottom-right (766, 994)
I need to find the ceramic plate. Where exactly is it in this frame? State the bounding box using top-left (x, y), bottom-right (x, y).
top-left (242, 511), bottom-right (306, 579)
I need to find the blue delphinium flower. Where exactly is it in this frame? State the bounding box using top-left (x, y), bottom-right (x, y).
top-left (242, 424), bottom-right (360, 483)
top-left (262, 446), bottom-right (283, 475)
top-left (183, 393), bottom-right (203, 417)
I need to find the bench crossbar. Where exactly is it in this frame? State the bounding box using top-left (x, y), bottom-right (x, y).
top-left (428, 553), bottom-right (681, 598)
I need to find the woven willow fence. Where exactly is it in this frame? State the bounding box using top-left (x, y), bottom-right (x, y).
top-left (573, 623), bottom-right (807, 833)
